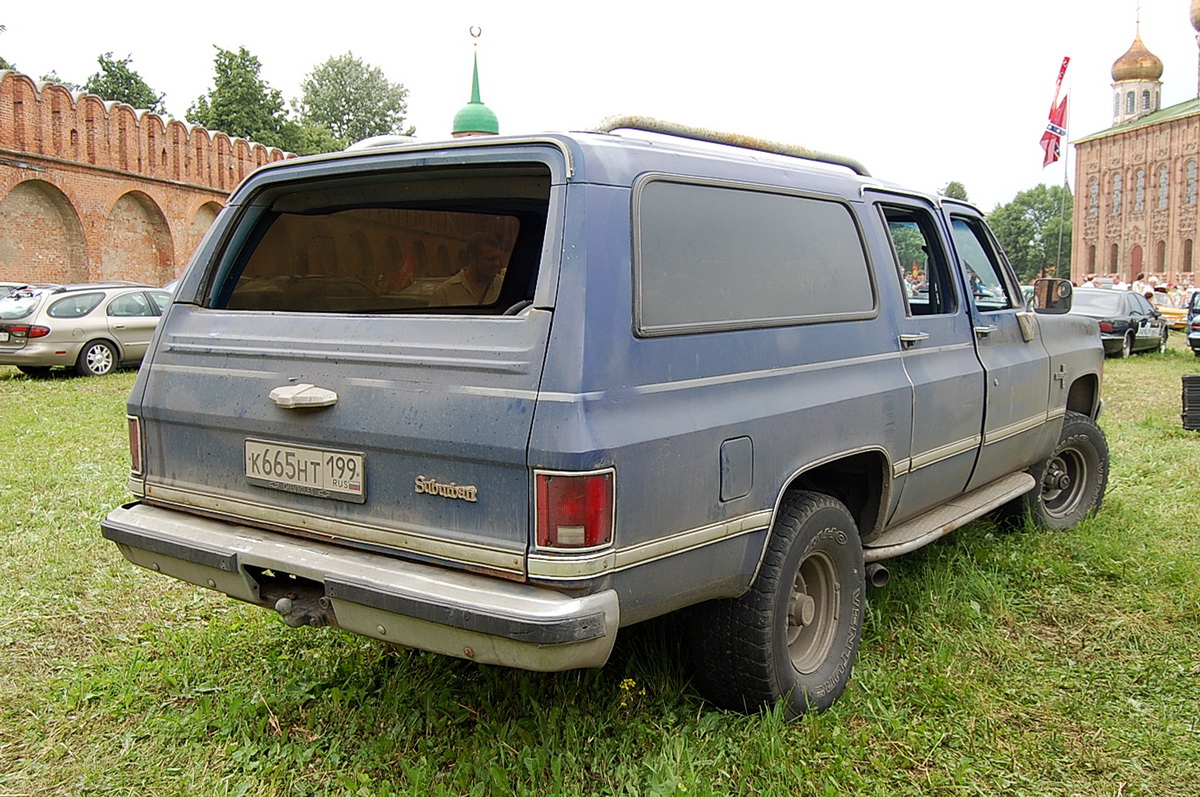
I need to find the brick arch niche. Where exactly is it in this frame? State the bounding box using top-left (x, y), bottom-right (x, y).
top-left (181, 201), bottom-right (224, 277)
top-left (102, 191), bottom-right (174, 285)
top-left (0, 180), bottom-right (87, 282)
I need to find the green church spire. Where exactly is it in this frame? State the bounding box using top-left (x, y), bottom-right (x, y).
top-left (452, 31), bottom-right (499, 137)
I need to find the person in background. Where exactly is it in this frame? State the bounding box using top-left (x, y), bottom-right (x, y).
top-left (430, 233), bottom-right (505, 306)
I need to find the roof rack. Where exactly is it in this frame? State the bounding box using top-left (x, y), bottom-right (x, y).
top-left (590, 115), bottom-right (871, 177)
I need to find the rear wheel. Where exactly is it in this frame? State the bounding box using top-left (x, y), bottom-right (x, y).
top-left (1118, 333), bottom-right (1133, 358)
top-left (688, 491), bottom-right (865, 718)
top-left (1004, 411), bottom-right (1108, 530)
top-left (75, 340), bottom-right (116, 376)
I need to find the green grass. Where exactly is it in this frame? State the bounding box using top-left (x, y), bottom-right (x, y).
top-left (1, 339), bottom-right (1199, 796)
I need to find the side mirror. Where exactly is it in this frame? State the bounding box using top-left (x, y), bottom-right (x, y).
top-left (1032, 278), bottom-right (1072, 314)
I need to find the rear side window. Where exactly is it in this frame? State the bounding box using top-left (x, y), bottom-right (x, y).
top-left (48, 292), bottom-right (103, 319)
top-left (213, 164), bottom-right (550, 315)
top-left (635, 178), bottom-right (875, 335)
top-left (107, 292), bottom-right (158, 317)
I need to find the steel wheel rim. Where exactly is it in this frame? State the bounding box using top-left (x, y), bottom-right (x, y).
top-left (786, 550), bottom-right (840, 674)
top-left (1041, 447), bottom-right (1087, 518)
top-left (86, 345), bottom-right (113, 374)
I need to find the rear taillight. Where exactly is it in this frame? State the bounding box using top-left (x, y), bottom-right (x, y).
top-left (535, 470), bottom-right (615, 550)
top-left (127, 415), bottom-right (143, 476)
top-left (1097, 322), bottom-right (1114, 332)
top-left (8, 325), bottom-right (50, 338)
top-left (1191, 321), bottom-right (1200, 332)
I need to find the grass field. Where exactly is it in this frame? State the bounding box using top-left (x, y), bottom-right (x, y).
top-left (1, 338), bottom-right (1198, 796)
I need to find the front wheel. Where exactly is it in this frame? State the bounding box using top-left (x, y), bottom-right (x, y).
top-left (75, 340), bottom-right (117, 376)
top-left (1007, 411), bottom-right (1109, 530)
top-left (1157, 329), bottom-right (1169, 353)
top-left (688, 491), bottom-right (865, 718)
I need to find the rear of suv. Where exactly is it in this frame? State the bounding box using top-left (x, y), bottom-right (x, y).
top-left (102, 120), bottom-right (1108, 716)
top-left (0, 282), bottom-right (171, 376)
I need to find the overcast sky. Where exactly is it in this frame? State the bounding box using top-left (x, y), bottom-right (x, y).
top-left (3, 1), bottom-right (1197, 210)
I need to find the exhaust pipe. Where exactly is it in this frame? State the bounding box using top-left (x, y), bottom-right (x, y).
top-left (865, 562), bottom-right (890, 588)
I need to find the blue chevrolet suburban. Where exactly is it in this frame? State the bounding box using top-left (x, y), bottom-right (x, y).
top-left (102, 117), bottom-right (1108, 717)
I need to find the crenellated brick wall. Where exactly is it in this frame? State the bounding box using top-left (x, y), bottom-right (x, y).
top-left (0, 70), bottom-right (291, 285)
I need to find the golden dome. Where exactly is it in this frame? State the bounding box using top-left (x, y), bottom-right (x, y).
top-left (1111, 34), bottom-right (1164, 81)
top-left (1192, 0), bottom-right (1200, 32)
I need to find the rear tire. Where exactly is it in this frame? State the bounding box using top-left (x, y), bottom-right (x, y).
top-left (1004, 411), bottom-right (1108, 530)
top-left (688, 491), bottom-right (865, 718)
top-left (75, 340), bottom-right (116, 376)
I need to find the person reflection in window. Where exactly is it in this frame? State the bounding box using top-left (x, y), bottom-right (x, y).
top-left (430, 233), bottom-right (504, 306)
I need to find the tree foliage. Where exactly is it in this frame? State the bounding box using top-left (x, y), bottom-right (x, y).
top-left (987, 183), bottom-right (1073, 282)
top-left (296, 52), bottom-right (414, 146)
top-left (83, 53), bottom-right (164, 112)
top-left (188, 46), bottom-right (293, 150)
top-left (940, 181), bottom-right (970, 201)
top-left (0, 24), bottom-right (13, 71)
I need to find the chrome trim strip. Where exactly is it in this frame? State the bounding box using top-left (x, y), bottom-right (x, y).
top-left (983, 412), bottom-right (1053, 446)
top-left (539, 348), bottom-right (906, 404)
top-left (527, 510), bottom-right (773, 581)
top-left (142, 483), bottom-right (525, 575)
top-left (909, 435), bottom-right (982, 472)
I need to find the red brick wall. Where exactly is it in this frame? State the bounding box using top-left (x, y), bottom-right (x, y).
top-left (0, 70), bottom-right (291, 285)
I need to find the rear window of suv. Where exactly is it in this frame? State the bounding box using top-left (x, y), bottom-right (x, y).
top-left (211, 163), bottom-right (551, 315)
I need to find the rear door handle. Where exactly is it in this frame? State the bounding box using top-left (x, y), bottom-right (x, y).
top-left (974, 325), bottom-right (998, 337)
top-left (269, 383), bottom-right (338, 409)
top-left (899, 333), bottom-right (930, 349)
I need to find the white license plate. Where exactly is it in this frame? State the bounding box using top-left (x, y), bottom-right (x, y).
top-left (244, 439), bottom-right (365, 503)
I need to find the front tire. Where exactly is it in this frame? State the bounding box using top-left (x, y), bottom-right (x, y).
top-left (1008, 411), bottom-right (1108, 530)
top-left (689, 492), bottom-right (865, 718)
top-left (1157, 329), bottom-right (1169, 353)
top-left (75, 340), bottom-right (116, 376)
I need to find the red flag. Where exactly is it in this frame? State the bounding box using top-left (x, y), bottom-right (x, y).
top-left (1040, 57), bottom-right (1070, 167)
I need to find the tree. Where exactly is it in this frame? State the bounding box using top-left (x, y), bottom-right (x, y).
top-left (987, 183), bottom-right (1073, 282)
top-left (39, 71), bottom-right (78, 90)
top-left (188, 46), bottom-right (292, 150)
top-left (82, 53), bottom-right (164, 112)
top-left (940, 181), bottom-right (969, 201)
top-left (0, 24), bottom-right (13, 71)
top-left (296, 52), bottom-right (414, 146)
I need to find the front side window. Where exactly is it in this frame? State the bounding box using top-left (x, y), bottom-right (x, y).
top-left (634, 179), bottom-right (874, 335)
top-left (949, 216), bottom-right (1015, 312)
top-left (214, 163), bottom-right (551, 315)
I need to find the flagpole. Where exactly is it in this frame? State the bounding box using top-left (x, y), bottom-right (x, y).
top-left (1054, 70), bottom-right (1071, 281)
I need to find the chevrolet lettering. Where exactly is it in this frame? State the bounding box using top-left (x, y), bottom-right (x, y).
top-left (102, 116), bottom-right (1108, 718)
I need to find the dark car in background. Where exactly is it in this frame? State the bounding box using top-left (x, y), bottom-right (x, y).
top-left (0, 282), bottom-right (171, 376)
top-left (1187, 291), bottom-right (1200, 356)
top-left (1069, 287), bottom-right (1168, 357)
